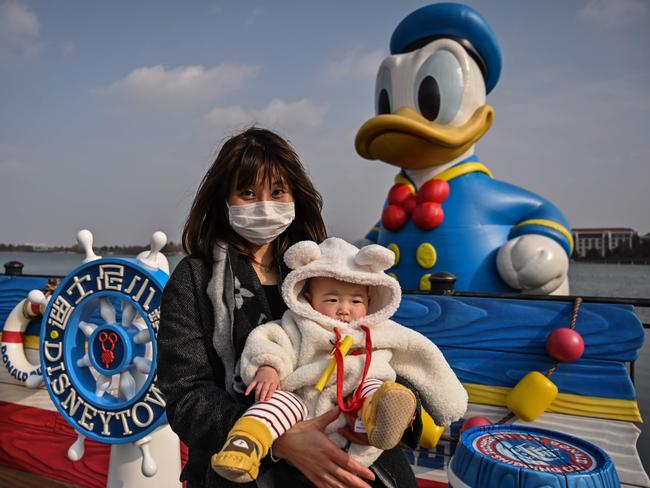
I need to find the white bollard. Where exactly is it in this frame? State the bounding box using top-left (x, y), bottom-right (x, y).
top-left (106, 425), bottom-right (182, 488)
top-left (77, 229), bottom-right (101, 263)
top-left (137, 231), bottom-right (170, 274)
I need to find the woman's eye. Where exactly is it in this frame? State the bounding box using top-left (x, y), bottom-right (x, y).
top-left (273, 188), bottom-right (286, 197)
top-left (414, 50), bottom-right (463, 124)
top-left (240, 189), bottom-right (255, 198)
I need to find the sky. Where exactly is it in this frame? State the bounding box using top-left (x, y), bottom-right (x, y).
top-left (0, 0), bottom-right (649, 247)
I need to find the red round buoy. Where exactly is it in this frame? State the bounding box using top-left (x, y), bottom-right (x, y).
top-left (546, 328), bottom-right (585, 362)
top-left (460, 416), bottom-right (492, 434)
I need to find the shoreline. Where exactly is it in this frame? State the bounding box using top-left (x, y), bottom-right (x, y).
top-left (0, 249), bottom-right (185, 256)
top-left (2, 251), bottom-right (649, 265)
top-left (572, 259), bottom-right (650, 266)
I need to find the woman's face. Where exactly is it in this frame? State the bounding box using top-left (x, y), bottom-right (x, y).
top-left (227, 172), bottom-right (294, 206)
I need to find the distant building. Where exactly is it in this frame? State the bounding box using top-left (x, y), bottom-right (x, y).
top-left (572, 228), bottom-right (637, 258)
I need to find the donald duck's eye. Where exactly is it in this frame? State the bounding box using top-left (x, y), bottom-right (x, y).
top-left (375, 67), bottom-right (393, 115)
top-left (378, 89), bottom-right (391, 115)
top-left (414, 50), bottom-right (463, 124)
top-left (418, 76), bottom-right (440, 121)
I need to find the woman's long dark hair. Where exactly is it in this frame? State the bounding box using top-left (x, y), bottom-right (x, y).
top-left (183, 127), bottom-right (327, 263)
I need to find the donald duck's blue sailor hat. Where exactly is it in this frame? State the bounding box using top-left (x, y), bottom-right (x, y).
top-left (390, 3), bottom-right (502, 94)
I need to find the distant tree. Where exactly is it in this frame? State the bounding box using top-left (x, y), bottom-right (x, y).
top-left (585, 248), bottom-right (601, 260)
top-left (636, 239), bottom-right (650, 258)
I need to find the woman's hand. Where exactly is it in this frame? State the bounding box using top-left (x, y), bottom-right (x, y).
top-left (273, 408), bottom-right (376, 488)
top-left (245, 365), bottom-right (280, 402)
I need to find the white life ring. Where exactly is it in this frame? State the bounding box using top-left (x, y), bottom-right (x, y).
top-left (0, 298), bottom-right (43, 387)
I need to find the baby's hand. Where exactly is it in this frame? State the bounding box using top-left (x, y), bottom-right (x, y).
top-left (245, 365), bottom-right (280, 402)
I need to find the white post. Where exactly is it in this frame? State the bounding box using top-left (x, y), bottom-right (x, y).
top-left (106, 425), bottom-right (182, 488)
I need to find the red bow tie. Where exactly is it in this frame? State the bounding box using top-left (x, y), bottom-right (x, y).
top-left (381, 179), bottom-right (449, 232)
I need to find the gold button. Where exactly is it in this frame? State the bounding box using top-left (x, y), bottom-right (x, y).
top-left (416, 243), bottom-right (437, 268)
top-left (419, 274), bottom-right (432, 291)
top-left (50, 330), bottom-right (59, 340)
top-left (387, 243), bottom-right (400, 266)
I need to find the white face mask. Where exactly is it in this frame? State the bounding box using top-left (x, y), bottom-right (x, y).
top-left (228, 201), bottom-right (296, 245)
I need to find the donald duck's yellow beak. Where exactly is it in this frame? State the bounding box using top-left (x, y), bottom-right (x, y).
top-left (355, 105), bottom-right (494, 169)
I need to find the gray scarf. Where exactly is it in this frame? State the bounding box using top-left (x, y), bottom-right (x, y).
top-left (206, 241), bottom-right (276, 488)
top-left (207, 242), bottom-right (238, 396)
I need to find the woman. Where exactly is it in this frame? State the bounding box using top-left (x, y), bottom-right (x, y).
top-left (157, 127), bottom-right (421, 488)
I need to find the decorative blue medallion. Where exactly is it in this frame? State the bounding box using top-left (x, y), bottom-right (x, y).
top-left (40, 257), bottom-right (169, 444)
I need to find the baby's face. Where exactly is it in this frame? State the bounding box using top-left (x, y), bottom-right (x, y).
top-left (305, 277), bottom-right (369, 323)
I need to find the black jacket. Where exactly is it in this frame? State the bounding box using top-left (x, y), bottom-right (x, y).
top-left (158, 256), bottom-right (421, 487)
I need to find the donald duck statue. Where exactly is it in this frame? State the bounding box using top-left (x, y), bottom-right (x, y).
top-left (356, 3), bottom-right (573, 294)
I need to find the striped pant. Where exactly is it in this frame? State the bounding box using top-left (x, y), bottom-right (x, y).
top-left (243, 378), bottom-right (384, 440)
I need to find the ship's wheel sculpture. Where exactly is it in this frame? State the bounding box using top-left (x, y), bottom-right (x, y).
top-left (35, 229), bottom-right (171, 478)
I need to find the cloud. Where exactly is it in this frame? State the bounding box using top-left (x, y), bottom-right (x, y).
top-left (481, 72), bottom-right (650, 232)
top-left (578, 0), bottom-right (649, 27)
top-left (204, 98), bottom-right (329, 132)
top-left (498, 74), bottom-right (649, 140)
top-left (0, 1), bottom-right (41, 59)
top-left (322, 47), bottom-right (385, 82)
top-left (208, 4), bottom-right (222, 15)
top-left (62, 40), bottom-right (76, 57)
top-left (99, 63), bottom-right (260, 106)
top-left (245, 7), bottom-right (262, 26)
top-left (0, 144), bottom-right (33, 176)
top-left (0, 157), bottom-right (27, 174)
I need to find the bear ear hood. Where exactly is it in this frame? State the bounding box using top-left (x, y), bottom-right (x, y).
top-left (281, 237), bottom-right (401, 329)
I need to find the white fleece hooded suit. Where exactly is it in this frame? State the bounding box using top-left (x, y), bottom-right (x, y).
top-left (240, 237), bottom-right (468, 466)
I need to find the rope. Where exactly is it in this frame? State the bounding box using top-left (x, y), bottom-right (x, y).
top-left (544, 297), bottom-right (582, 377)
top-left (44, 278), bottom-right (60, 296)
top-left (333, 326), bottom-right (372, 415)
top-left (569, 297), bottom-right (582, 330)
top-left (495, 297), bottom-right (583, 425)
top-left (22, 279), bottom-right (60, 318)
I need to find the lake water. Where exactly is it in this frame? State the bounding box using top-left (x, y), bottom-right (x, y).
top-left (2, 252), bottom-right (648, 299)
top-left (1, 252), bottom-right (649, 472)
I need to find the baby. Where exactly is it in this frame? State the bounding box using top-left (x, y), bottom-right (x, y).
top-left (212, 237), bottom-right (467, 482)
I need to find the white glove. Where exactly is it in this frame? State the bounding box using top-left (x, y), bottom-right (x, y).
top-left (497, 234), bottom-right (569, 295)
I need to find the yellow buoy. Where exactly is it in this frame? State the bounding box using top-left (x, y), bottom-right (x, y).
top-left (506, 371), bottom-right (558, 422)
